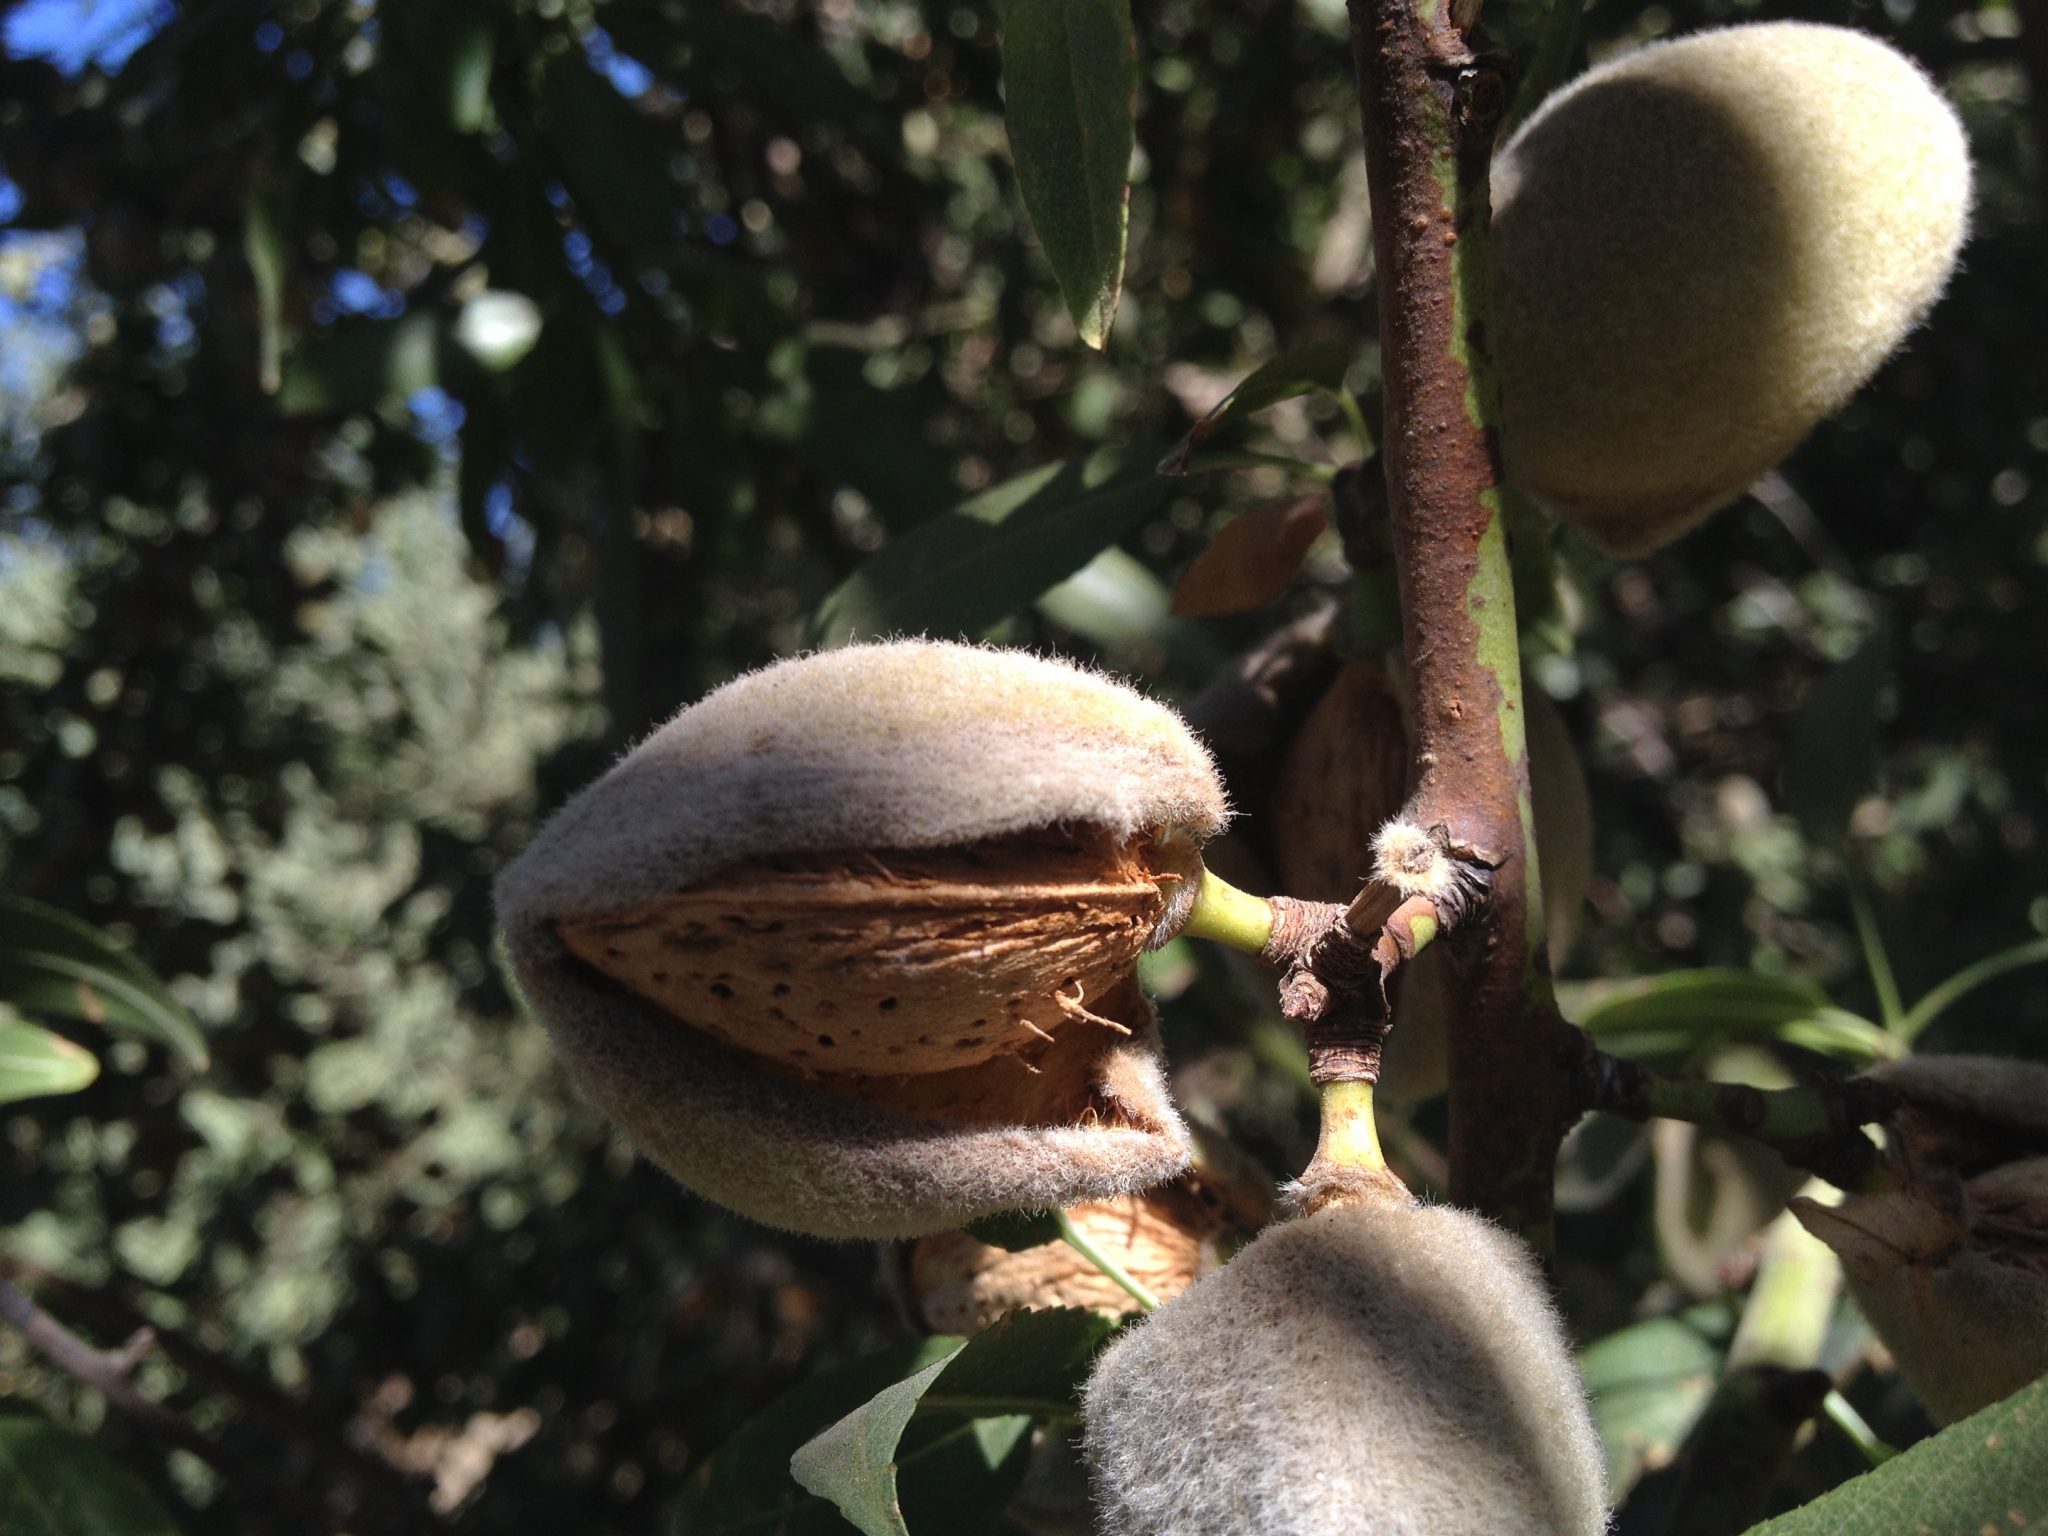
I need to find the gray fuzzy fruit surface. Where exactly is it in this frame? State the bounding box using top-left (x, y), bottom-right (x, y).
top-left (496, 641), bottom-right (1225, 1239)
top-left (1085, 1201), bottom-right (1610, 1536)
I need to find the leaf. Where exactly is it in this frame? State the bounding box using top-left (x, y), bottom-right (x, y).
top-left (1158, 340), bottom-right (1355, 474)
top-left (1739, 1375), bottom-right (2048, 1536)
top-left (964, 1211), bottom-right (1064, 1253)
top-left (789, 1311), bottom-right (1119, 1536)
top-left (1172, 495), bottom-right (1327, 617)
top-left (277, 313), bottom-right (446, 416)
top-left (1782, 630), bottom-right (1889, 849)
top-left (0, 1412), bottom-right (184, 1536)
top-left (244, 180), bottom-right (288, 396)
top-left (1562, 969), bottom-right (1896, 1067)
top-left (539, 50), bottom-right (680, 261)
top-left (1579, 1308), bottom-right (1728, 1502)
top-left (999, 0), bottom-right (1136, 349)
top-left (792, 1351), bottom-right (961, 1536)
top-left (811, 446), bottom-right (1166, 645)
top-left (440, 10), bottom-right (496, 134)
top-left (0, 1017), bottom-right (100, 1104)
top-left (672, 1339), bottom-right (962, 1536)
top-left (0, 897), bottom-right (208, 1070)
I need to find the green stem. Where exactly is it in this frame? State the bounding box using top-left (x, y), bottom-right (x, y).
top-left (1054, 1209), bottom-right (1160, 1312)
top-left (1178, 450), bottom-right (1339, 482)
top-left (1336, 387), bottom-right (1376, 455)
top-left (1821, 1390), bottom-right (1897, 1468)
top-left (1898, 934), bottom-right (2048, 1043)
top-left (1178, 868), bottom-right (1276, 955)
top-left (1848, 876), bottom-right (1905, 1032)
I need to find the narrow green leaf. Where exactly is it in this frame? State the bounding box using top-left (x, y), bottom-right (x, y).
top-left (0, 1412), bottom-right (184, 1536)
top-left (1562, 969), bottom-right (1895, 1066)
top-left (1158, 340), bottom-right (1355, 474)
top-left (999, 0), bottom-right (1136, 348)
top-left (443, 11), bottom-right (496, 134)
top-left (244, 181), bottom-right (288, 395)
top-left (0, 1017), bottom-right (100, 1104)
top-left (1782, 631), bottom-right (1889, 850)
top-left (811, 446), bottom-right (1166, 645)
top-left (672, 1339), bottom-right (963, 1536)
top-left (1740, 1375), bottom-right (2048, 1536)
top-left (0, 897), bottom-right (206, 1069)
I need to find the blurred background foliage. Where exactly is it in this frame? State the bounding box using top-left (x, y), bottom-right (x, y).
top-left (0, 0), bottom-right (2041, 1530)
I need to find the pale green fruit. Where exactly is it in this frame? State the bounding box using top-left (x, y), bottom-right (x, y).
top-left (1494, 23), bottom-right (1972, 554)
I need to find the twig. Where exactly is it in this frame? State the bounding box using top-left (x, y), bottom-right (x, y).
top-left (1575, 1047), bottom-right (1896, 1190)
top-left (0, 1273), bottom-right (220, 1468)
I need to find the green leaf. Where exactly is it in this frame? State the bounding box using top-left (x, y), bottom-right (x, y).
top-left (999, 0), bottom-right (1136, 349)
top-left (963, 1211), bottom-right (1063, 1253)
top-left (1158, 340), bottom-right (1355, 474)
top-left (1739, 1375), bottom-right (2048, 1536)
top-left (441, 10), bottom-right (496, 134)
top-left (0, 897), bottom-right (207, 1070)
top-left (789, 1311), bottom-right (1119, 1536)
top-left (811, 446), bottom-right (1166, 645)
top-left (1579, 1308), bottom-right (1729, 1502)
top-left (277, 313), bottom-right (446, 416)
top-left (672, 1339), bottom-right (963, 1536)
top-left (244, 181), bottom-right (288, 396)
top-left (0, 1017), bottom-right (100, 1104)
top-left (1782, 631), bottom-right (1889, 850)
top-left (792, 1352), bottom-right (962, 1536)
top-left (0, 1412), bottom-right (184, 1536)
top-left (916, 1308), bottom-right (1119, 1420)
top-left (540, 50), bottom-right (679, 262)
top-left (1562, 969), bottom-right (1896, 1067)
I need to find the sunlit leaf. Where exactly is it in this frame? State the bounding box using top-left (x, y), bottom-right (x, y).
top-left (999, 0), bottom-right (1136, 349)
top-left (0, 896), bottom-right (208, 1070)
top-left (789, 1310), bottom-right (1118, 1536)
top-left (0, 1017), bottom-right (99, 1105)
top-left (1562, 969), bottom-right (1896, 1066)
top-left (672, 1340), bottom-right (962, 1536)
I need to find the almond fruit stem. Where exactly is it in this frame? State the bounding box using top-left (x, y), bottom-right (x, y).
top-left (1179, 867), bottom-right (1277, 955)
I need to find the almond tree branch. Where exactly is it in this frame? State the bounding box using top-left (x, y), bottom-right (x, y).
top-left (1573, 1048), bottom-right (1897, 1190)
top-left (0, 1272), bottom-right (221, 1468)
top-left (1329, 0), bottom-right (1570, 1241)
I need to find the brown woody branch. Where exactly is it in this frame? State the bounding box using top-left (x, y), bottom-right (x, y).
top-left (1323, 0), bottom-right (1571, 1239)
